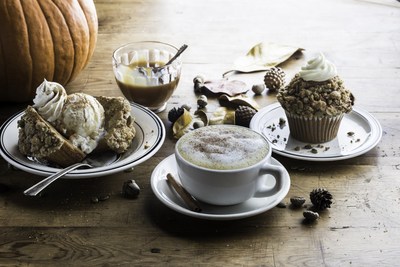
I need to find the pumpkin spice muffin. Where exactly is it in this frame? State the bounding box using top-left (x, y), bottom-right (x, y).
top-left (277, 53), bottom-right (354, 143)
top-left (18, 106), bottom-right (86, 167)
top-left (96, 96), bottom-right (136, 154)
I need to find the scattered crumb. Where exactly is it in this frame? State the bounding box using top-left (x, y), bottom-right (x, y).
top-left (303, 144), bottom-right (313, 149)
top-left (276, 202), bottom-right (287, 208)
top-left (278, 117), bottom-right (286, 128)
top-left (151, 248), bottom-right (161, 253)
top-left (144, 142), bottom-right (150, 149)
top-left (90, 197), bottom-right (99, 203)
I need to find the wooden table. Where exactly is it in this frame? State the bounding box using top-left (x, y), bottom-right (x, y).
top-left (1, 0), bottom-right (399, 266)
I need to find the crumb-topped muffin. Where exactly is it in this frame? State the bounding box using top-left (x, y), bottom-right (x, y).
top-left (96, 96), bottom-right (136, 154)
top-left (277, 53), bottom-right (354, 143)
top-left (18, 106), bottom-right (86, 167)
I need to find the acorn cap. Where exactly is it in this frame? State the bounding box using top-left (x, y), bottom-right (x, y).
top-left (303, 210), bottom-right (320, 222)
top-left (290, 196), bottom-right (306, 208)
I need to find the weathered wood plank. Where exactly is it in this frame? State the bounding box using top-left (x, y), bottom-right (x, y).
top-left (0, 0), bottom-right (399, 266)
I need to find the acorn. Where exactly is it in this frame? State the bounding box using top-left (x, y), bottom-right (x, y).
top-left (197, 95), bottom-right (208, 108)
top-left (122, 180), bottom-right (141, 198)
top-left (168, 107), bottom-right (185, 123)
top-left (181, 104), bottom-right (191, 111)
top-left (264, 67), bottom-right (286, 91)
top-left (310, 188), bottom-right (333, 210)
top-left (193, 121), bottom-right (205, 129)
top-left (235, 105), bottom-right (257, 127)
top-left (193, 75), bottom-right (205, 93)
top-left (252, 83), bottom-right (266, 95)
top-left (193, 74), bottom-right (205, 84)
top-left (290, 196), bottom-right (306, 208)
top-left (303, 210), bottom-right (320, 222)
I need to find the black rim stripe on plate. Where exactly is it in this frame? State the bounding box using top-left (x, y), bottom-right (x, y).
top-left (0, 103), bottom-right (164, 175)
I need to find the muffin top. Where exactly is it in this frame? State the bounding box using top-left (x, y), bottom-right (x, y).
top-left (277, 53), bottom-right (354, 117)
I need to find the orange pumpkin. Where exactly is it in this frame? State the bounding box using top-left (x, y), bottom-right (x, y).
top-left (0, 0), bottom-right (98, 102)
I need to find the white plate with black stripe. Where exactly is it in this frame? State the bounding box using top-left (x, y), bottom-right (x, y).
top-left (250, 102), bottom-right (382, 161)
top-left (0, 103), bottom-right (165, 178)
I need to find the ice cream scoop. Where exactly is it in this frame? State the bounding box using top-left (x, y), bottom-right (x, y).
top-left (32, 80), bottom-right (105, 154)
top-left (59, 93), bottom-right (105, 154)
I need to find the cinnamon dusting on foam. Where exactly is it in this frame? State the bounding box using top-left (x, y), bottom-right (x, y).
top-left (177, 125), bottom-right (269, 170)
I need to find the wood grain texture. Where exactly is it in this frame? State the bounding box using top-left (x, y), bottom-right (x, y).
top-left (1, 0), bottom-right (400, 266)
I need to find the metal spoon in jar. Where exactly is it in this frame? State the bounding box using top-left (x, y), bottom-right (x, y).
top-left (23, 151), bottom-right (118, 196)
top-left (137, 44), bottom-right (188, 76)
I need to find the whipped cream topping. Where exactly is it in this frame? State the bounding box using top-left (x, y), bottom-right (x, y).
top-left (299, 53), bottom-right (337, 82)
top-left (33, 80), bottom-right (67, 122)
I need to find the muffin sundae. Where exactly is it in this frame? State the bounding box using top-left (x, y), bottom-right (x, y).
top-left (277, 53), bottom-right (354, 143)
top-left (18, 80), bottom-right (136, 167)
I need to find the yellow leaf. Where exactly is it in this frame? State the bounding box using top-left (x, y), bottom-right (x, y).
top-left (209, 107), bottom-right (235, 125)
top-left (226, 42), bottom-right (304, 74)
top-left (172, 109), bottom-right (193, 139)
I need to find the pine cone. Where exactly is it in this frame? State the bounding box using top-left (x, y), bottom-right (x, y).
top-left (235, 106), bottom-right (257, 127)
top-left (168, 107), bottom-right (184, 123)
top-left (264, 67), bottom-right (286, 91)
top-left (310, 188), bottom-right (333, 210)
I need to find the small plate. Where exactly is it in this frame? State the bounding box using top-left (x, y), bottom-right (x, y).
top-left (150, 154), bottom-right (291, 220)
top-left (0, 103), bottom-right (165, 178)
top-left (250, 102), bottom-right (382, 161)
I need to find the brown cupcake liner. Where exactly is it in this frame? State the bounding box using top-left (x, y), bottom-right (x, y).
top-left (285, 112), bottom-right (344, 143)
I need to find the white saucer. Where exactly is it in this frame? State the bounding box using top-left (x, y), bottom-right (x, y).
top-left (150, 154), bottom-right (291, 220)
top-left (0, 103), bottom-right (165, 178)
top-left (250, 102), bottom-right (382, 161)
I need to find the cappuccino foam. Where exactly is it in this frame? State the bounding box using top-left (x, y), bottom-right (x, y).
top-left (177, 125), bottom-right (269, 170)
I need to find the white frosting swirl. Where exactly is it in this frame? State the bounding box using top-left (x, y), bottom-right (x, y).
top-left (33, 79), bottom-right (67, 122)
top-left (299, 53), bottom-right (337, 82)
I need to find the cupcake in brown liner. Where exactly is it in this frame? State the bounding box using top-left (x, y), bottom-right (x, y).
top-left (277, 53), bottom-right (354, 143)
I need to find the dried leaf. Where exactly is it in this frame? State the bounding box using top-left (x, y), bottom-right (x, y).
top-left (209, 107), bottom-right (235, 125)
top-left (172, 109), bottom-right (193, 139)
top-left (201, 78), bottom-right (247, 96)
top-left (226, 42), bottom-right (304, 74)
top-left (219, 94), bottom-right (260, 110)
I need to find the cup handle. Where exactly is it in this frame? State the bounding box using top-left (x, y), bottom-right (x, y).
top-left (253, 163), bottom-right (285, 198)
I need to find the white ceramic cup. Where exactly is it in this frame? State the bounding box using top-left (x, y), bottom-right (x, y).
top-left (175, 125), bottom-right (285, 206)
